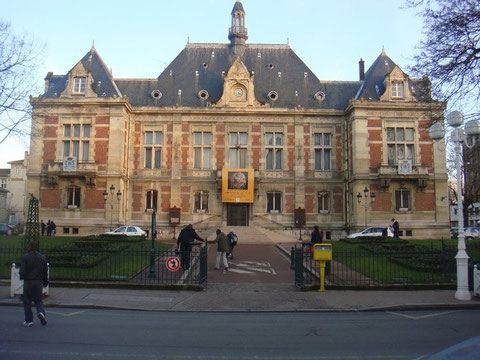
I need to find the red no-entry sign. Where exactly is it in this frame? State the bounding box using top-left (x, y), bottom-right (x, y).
top-left (166, 256), bottom-right (181, 272)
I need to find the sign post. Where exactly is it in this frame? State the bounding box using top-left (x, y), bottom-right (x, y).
top-left (294, 207), bottom-right (306, 241)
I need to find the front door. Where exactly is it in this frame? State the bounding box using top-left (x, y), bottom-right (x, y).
top-left (227, 204), bottom-right (249, 226)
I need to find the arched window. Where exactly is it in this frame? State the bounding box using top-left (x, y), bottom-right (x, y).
top-left (266, 192), bottom-right (282, 213)
top-left (317, 192), bottom-right (330, 213)
top-left (67, 186), bottom-right (81, 208)
top-left (194, 191), bottom-right (208, 212)
top-left (146, 190), bottom-right (158, 210)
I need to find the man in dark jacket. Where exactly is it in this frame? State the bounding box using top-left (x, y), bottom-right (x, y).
top-left (391, 218), bottom-right (400, 238)
top-left (20, 241), bottom-right (49, 327)
top-left (176, 224), bottom-right (204, 270)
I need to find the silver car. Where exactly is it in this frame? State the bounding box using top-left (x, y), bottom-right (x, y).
top-left (104, 226), bottom-right (147, 237)
top-left (464, 227), bottom-right (480, 240)
top-left (347, 226), bottom-right (393, 239)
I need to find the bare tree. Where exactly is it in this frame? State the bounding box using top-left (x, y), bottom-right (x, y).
top-left (405, 0), bottom-right (480, 118)
top-left (0, 20), bottom-right (43, 144)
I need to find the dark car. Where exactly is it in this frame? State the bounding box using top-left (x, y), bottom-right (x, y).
top-left (0, 223), bottom-right (13, 236)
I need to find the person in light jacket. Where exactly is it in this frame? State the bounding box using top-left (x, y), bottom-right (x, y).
top-left (214, 229), bottom-right (230, 271)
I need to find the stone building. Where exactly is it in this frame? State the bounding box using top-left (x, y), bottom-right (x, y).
top-left (27, 1), bottom-right (449, 238)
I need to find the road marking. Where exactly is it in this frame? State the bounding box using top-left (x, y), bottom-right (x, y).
top-left (48, 310), bottom-right (88, 317)
top-left (233, 261), bottom-right (277, 275)
top-left (387, 310), bottom-right (460, 320)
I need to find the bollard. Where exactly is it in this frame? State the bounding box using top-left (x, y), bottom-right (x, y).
top-left (290, 247), bottom-right (295, 270)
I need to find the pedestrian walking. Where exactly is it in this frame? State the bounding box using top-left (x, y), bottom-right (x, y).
top-left (20, 241), bottom-right (49, 327)
top-left (46, 220), bottom-right (51, 236)
top-left (176, 224), bottom-right (204, 270)
top-left (311, 225), bottom-right (323, 244)
top-left (227, 230), bottom-right (238, 259)
top-left (40, 220), bottom-right (46, 236)
top-left (214, 229), bottom-right (229, 271)
top-left (391, 218), bottom-right (400, 238)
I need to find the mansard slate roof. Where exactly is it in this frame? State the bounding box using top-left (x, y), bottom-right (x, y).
top-left (43, 47), bottom-right (121, 99)
top-left (115, 44), bottom-right (361, 110)
top-left (355, 50), bottom-right (431, 102)
top-left (40, 0), bottom-right (432, 109)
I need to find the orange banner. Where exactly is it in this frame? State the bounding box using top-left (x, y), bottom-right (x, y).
top-left (222, 168), bottom-right (254, 203)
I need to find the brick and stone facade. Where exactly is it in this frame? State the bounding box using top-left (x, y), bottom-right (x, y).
top-left (27, 1), bottom-right (449, 239)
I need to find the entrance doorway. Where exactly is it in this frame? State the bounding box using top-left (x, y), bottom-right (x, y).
top-left (227, 204), bottom-right (249, 226)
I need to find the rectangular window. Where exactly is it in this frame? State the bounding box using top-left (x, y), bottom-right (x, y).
top-left (145, 190), bottom-right (158, 210)
top-left (194, 191), bottom-right (209, 212)
top-left (63, 124), bottom-right (91, 162)
top-left (392, 82), bottom-right (404, 98)
top-left (73, 77), bottom-right (86, 94)
top-left (63, 227), bottom-right (70, 234)
top-left (193, 132), bottom-right (212, 169)
top-left (395, 189), bottom-right (410, 210)
top-left (144, 131), bottom-right (163, 169)
top-left (387, 127), bottom-right (415, 166)
top-left (1, 178), bottom-right (7, 189)
top-left (314, 133), bottom-right (332, 171)
top-left (317, 192), bottom-right (330, 212)
top-left (266, 192), bottom-right (282, 213)
top-left (229, 132), bottom-right (247, 168)
top-left (67, 187), bottom-right (81, 208)
top-left (265, 132), bottom-right (283, 170)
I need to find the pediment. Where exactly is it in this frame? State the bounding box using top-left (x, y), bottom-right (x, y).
top-left (214, 57), bottom-right (262, 108)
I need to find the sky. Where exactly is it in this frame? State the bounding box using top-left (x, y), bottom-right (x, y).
top-left (0, 0), bottom-right (423, 167)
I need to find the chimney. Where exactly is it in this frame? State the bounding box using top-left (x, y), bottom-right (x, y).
top-left (359, 58), bottom-right (365, 81)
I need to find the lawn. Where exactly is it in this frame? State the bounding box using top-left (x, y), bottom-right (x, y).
top-left (329, 238), bottom-right (480, 285)
top-left (0, 235), bottom-right (173, 281)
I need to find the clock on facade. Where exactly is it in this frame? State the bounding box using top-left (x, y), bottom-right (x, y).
top-left (234, 88), bottom-right (244, 97)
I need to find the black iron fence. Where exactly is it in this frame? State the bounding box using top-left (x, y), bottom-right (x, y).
top-left (2, 242), bottom-right (207, 287)
top-left (294, 241), bottom-right (480, 289)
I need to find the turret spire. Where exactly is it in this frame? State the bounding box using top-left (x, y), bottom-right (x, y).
top-left (229, 1), bottom-right (248, 56)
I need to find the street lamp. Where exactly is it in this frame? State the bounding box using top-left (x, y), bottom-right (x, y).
top-left (429, 110), bottom-right (480, 301)
top-left (357, 186), bottom-right (376, 228)
top-left (103, 185), bottom-right (122, 231)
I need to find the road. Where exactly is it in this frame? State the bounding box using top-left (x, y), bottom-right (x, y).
top-left (1, 306), bottom-right (479, 359)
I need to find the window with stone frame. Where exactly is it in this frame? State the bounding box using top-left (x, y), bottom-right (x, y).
top-left (145, 190), bottom-right (158, 210)
top-left (229, 132), bottom-right (247, 168)
top-left (0, 178), bottom-right (6, 189)
top-left (265, 132), bottom-right (283, 170)
top-left (387, 127), bottom-right (414, 166)
top-left (193, 132), bottom-right (212, 169)
top-left (73, 77), bottom-right (86, 94)
top-left (63, 124), bottom-right (91, 162)
top-left (194, 191), bottom-right (209, 212)
top-left (313, 133), bottom-right (332, 171)
top-left (317, 191), bottom-right (331, 213)
top-left (266, 191), bottom-right (282, 213)
top-left (391, 81), bottom-right (404, 98)
top-left (395, 188), bottom-right (410, 211)
top-left (144, 131), bottom-right (163, 169)
top-left (67, 186), bottom-right (81, 208)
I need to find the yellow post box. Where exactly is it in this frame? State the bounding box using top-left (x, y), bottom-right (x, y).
top-left (313, 243), bottom-right (332, 291)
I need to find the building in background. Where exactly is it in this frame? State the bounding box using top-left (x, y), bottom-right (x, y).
top-left (27, 1), bottom-right (449, 238)
top-left (6, 152), bottom-right (29, 225)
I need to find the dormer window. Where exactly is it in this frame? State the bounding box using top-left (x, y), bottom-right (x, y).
top-left (392, 82), bottom-right (404, 98)
top-left (73, 77), bottom-right (86, 94)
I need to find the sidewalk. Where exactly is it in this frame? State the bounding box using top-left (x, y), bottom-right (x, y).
top-left (2, 226), bottom-right (480, 312)
top-left (1, 283), bottom-right (480, 312)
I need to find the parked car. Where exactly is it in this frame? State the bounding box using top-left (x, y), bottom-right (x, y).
top-left (464, 227), bottom-right (480, 240)
top-left (347, 226), bottom-right (393, 239)
top-left (0, 223), bottom-right (13, 236)
top-left (104, 226), bottom-right (147, 237)
top-left (7, 224), bottom-right (18, 235)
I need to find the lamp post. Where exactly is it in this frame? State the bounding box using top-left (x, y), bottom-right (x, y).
top-left (429, 111), bottom-right (480, 301)
top-left (103, 184), bottom-right (122, 231)
top-left (357, 186), bottom-right (376, 228)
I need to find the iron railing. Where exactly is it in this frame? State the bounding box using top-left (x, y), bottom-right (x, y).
top-left (2, 242), bottom-right (207, 287)
top-left (294, 242), bottom-right (480, 289)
